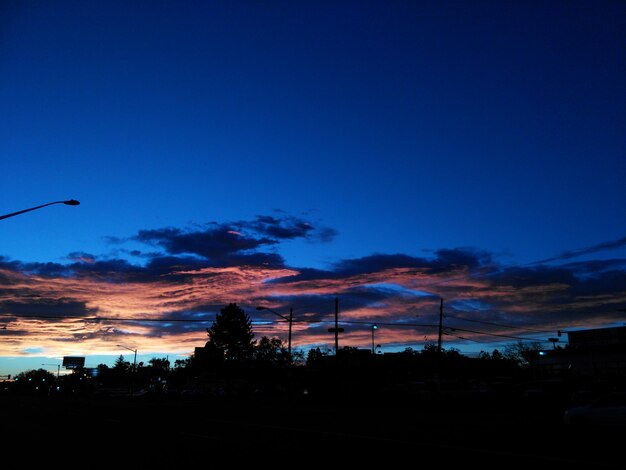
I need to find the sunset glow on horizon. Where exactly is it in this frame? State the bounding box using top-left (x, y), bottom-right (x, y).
top-left (1, 224), bottom-right (625, 375)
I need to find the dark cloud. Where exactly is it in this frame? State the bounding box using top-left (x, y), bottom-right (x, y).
top-left (0, 299), bottom-right (96, 319)
top-left (222, 252), bottom-right (285, 268)
top-left (490, 266), bottom-right (577, 288)
top-left (249, 214), bottom-right (337, 242)
top-left (559, 258), bottom-right (626, 274)
top-left (339, 248), bottom-right (491, 276)
top-left (104, 235), bottom-right (126, 244)
top-left (534, 236), bottom-right (626, 264)
top-left (430, 248), bottom-right (493, 272)
top-left (1, 256), bottom-right (186, 285)
top-left (142, 252), bottom-right (286, 277)
top-left (251, 215), bottom-right (314, 239)
top-left (142, 256), bottom-right (209, 279)
top-left (488, 259), bottom-right (626, 300)
top-left (12, 261), bottom-right (73, 278)
top-left (315, 227), bottom-right (338, 243)
top-left (122, 214), bottom-right (336, 266)
top-left (0, 264), bottom-right (23, 285)
top-left (0, 327), bottom-right (29, 337)
top-left (135, 226), bottom-right (277, 259)
top-left (333, 254), bottom-right (425, 276)
top-left (66, 252), bottom-right (96, 263)
top-left (567, 269), bottom-right (626, 298)
top-left (276, 248), bottom-right (492, 283)
top-left (0, 256), bottom-right (23, 273)
top-left (63, 258), bottom-right (150, 282)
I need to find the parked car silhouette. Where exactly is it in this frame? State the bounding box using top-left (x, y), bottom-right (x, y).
top-left (564, 391), bottom-right (626, 426)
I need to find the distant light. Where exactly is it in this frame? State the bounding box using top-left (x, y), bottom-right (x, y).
top-left (539, 351), bottom-right (547, 356)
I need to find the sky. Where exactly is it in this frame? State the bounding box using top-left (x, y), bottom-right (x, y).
top-left (1, 0), bottom-right (625, 377)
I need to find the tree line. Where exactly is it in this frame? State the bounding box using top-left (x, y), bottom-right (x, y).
top-left (4, 303), bottom-right (545, 398)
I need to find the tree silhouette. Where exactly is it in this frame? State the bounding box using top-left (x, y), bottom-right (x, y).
top-left (491, 349), bottom-right (504, 360)
top-left (306, 347), bottom-right (329, 366)
top-left (113, 354), bottom-right (130, 373)
top-left (174, 358), bottom-right (191, 369)
top-left (206, 303), bottom-right (255, 363)
top-left (504, 340), bottom-right (544, 368)
top-left (14, 368), bottom-right (55, 384)
top-left (13, 368), bottom-right (56, 395)
top-left (254, 336), bottom-right (288, 367)
top-left (148, 357), bottom-right (170, 374)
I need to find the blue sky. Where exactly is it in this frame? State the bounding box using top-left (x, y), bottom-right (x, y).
top-left (1, 0), bottom-right (625, 377)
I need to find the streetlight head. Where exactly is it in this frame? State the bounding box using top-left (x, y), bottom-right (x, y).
top-left (255, 306), bottom-right (266, 311)
top-left (63, 199), bottom-right (80, 206)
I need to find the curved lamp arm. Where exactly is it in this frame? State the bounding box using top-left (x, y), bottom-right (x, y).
top-left (0, 199), bottom-right (80, 221)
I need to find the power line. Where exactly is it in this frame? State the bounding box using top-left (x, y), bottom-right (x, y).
top-left (0, 313), bottom-right (548, 342)
top-left (444, 314), bottom-right (557, 334)
top-left (445, 326), bottom-right (545, 342)
top-left (0, 313), bottom-right (215, 322)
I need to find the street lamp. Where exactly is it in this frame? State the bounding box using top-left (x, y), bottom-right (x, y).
top-left (0, 199), bottom-right (80, 221)
top-left (117, 344), bottom-right (138, 396)
top-left (371, 324), bottom-right (378, 354)
top-left (117, 345), bottom-right (137, 373)
top-left (42, 363), bottom-right (60, 379)
top-left (255, 306), bottom-right (293, 363)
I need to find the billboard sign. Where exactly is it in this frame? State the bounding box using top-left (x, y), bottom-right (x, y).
top-left (62, 356), bottom-right (85, 369)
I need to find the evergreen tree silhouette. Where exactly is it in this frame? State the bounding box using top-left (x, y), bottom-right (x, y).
top-left (206, 303), bottom-right (255, 363)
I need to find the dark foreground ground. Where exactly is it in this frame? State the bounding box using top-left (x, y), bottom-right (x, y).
top-left (1, 392), bottom-right (624, 469)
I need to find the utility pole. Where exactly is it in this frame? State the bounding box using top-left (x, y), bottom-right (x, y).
top-left (437, 297), bottom-right (444, 356)
top-left (371, 324), bottom-right (378, 354)
top-left (334, 297), bottom-right (339, 355)
top-left (436, 298), bottom-right (444, 394)
top-left (288, 307), bottom-right (293, 364)
top-left (327, 297), bottom-right (344, 361)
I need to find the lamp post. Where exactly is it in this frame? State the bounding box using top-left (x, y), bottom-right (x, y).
top-left (0, 199), bottom-right (80, 221)
top-left (117, 344), bottom-right (137, 396)
top-left (42, 363), bottom-right (60, 379)
top-left (371, 324), bottom-right (378, 354)
top-left (117, 345), bottom-right (137, 373)
top-left (255, 306), bottom-right (293, 363)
